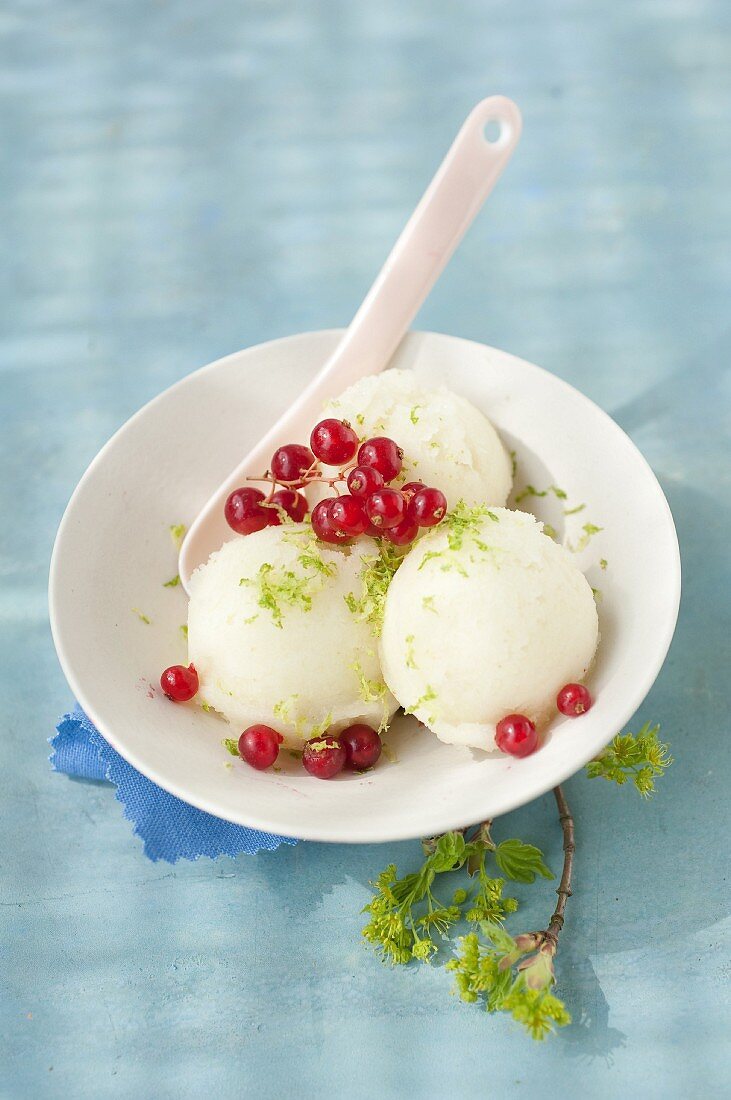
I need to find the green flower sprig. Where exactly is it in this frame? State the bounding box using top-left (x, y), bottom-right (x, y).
top-left (362, 806), bottom-right (571, 1040)
top-left (587, 721), bottom-right (672, 796)
top-left (363, 728), bottom-right (672, 1040)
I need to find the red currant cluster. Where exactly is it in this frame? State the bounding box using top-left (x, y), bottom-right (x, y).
top-left (237, 721), bottom-right (382, 778)
top-left (495, 683), bottom-right (594, 757)
top-left (159, 664), bottom-right (383, 778)
top-left (159, 668), bottom-right (593, 765)
top-left (223, 417), bottom-right (448, 548)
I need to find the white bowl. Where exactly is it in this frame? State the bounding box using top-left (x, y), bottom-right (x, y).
top-left (49, 330), bottom-right (680, 843)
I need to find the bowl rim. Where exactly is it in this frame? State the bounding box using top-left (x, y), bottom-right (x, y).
top-left (49, 328), bottom-right (682, 842)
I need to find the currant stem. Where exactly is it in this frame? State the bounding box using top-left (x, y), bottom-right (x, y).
top-left (245, 468), bottom-right (352, 493)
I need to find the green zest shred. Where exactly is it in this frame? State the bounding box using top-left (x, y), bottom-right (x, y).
top-left (566, 523), bottom-right (603, 554)
top-left (514, 484), bottom-right (567, 505)
top-left (344, 540), bottom-right (404, 635)
top-left (169, 523), bottom-right (187, 548)
top-left (513, 483), bottom-right (602, 554)
top-left (308, 712), bottom-right (334, 740)
top-left (239, 540), bottom-right (336, 628)
top-left (444, 501), bottom-right (498, 551)
top-left (416, 502), bottom-right (500, 576)
top-left (351, 661), bottom-right (388, 704)
top-left (273, 696), bottom-right (299, 724)
top-left (273, 696), bottom-right (332, 740)
top-left (406, 684), bottom-right (437, 723)
top-left (306, 738), bottom-right (333, 754)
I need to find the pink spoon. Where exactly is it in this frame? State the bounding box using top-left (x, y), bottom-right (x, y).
top-left (179, 95), bottom-right (522, 589)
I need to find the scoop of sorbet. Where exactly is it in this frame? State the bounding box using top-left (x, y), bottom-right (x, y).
top-left (379, 507), bottom-right (598, 750)
top-left (187, 524), bottom-right (397, 744)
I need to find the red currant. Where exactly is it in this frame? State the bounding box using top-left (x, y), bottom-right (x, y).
top-left (407, 486), bottom-right (447, 527)
top-left (385, 516), bottom-right (419, 546)
top-left (357, 437), bottom-right (403, 483)
top-left (339, 724), bottom-right (382, 769)
top-left (224, 487), bottom-right (275, 535)
top-left (310, 418), bottom-right (359, 465)
top-left (238, 724), bottom-right (283, 770)
top-left (365, 488), bottom-right (406, 530)
top-left (347, 464), bottom-right (384, 498)
top-left (160, 664), bottom-right (199, 702)
top-left (401, 481), bottom-right (425, 502)
top-left (311, 499), bottom-right (351, 545)
top-left (330, 494), bottom-right (369, 536)
top-left (270, 488), bottom-right (308, 523)
top-left (557, 683), bottom-right (593, 717)
top-left (302, 735), bottom-right (347, 779)
top-left (270, 443), bottom-right (316, 486)
top-left (495, 714), bottom-right (538, 758)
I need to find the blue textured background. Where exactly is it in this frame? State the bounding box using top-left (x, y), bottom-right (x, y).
top-left (2, 2), bottom-right (729, 1096)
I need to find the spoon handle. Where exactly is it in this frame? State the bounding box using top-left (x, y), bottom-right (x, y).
top-left (180, 97), bottom-right (521, 586)
top-left (322, 95), bottom-right (522, 388)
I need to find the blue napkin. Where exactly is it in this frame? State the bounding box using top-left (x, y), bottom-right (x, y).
top-left (50, 706), bottom-right (296, 862)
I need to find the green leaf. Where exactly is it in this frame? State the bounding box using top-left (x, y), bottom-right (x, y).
top-left (486, 962), bottom-right (514, 1011)
top-left (163, 574), bottom-right (180, 587)
top-left (480, 921), bottom-right (517, 954)
top-left (495, 839), bottom-right (553, 883)
top-left (222, 738), bottom-right (239, 757)
top-left (430, 831), bottom-right (467, 873)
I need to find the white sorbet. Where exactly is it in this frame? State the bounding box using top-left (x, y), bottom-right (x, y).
top-left (313, 369), bottom-right (512, 509)
top-left (379, 507), bottom-right (599, 750)
top-left (187, 524), bottom-right (397, 744)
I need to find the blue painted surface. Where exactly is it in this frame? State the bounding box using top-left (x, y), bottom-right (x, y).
top-left (2, 2), bottom-right (729, 1096)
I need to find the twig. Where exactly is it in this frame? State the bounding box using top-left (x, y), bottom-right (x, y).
top-left (544, 784), bottom-right (575, 948)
